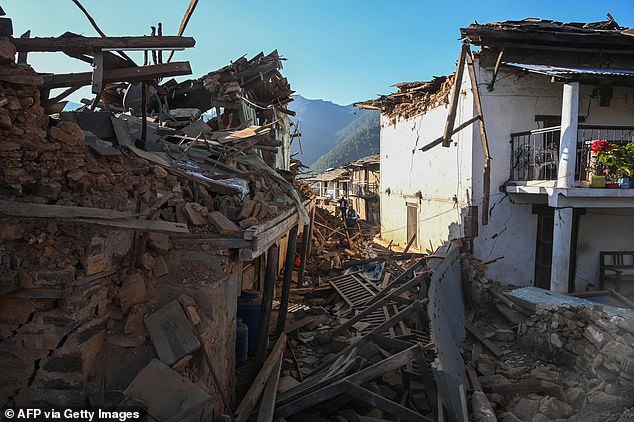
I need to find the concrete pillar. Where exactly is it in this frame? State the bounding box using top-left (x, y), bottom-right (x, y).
top-left (550, 207), bottom-right (573, 292)
top-left (557, 82), bottom-right (579, 188)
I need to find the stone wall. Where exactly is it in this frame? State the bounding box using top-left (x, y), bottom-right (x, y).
top-left (520, 304), bottom-right (634, 390)
top-left (0, 41), bottom-right (239, 414)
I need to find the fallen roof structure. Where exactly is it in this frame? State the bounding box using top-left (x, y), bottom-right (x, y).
top-left (0, 7), bottom-right (313, 416)
top-left (355, 76), bottom-right (453, 122)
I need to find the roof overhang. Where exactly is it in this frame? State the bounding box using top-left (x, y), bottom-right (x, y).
top-left (503, 62), bottom-right (634, 85)
top-left (461, 22), bottom-right (634, 54)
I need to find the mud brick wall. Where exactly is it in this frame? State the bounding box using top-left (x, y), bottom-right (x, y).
top-left (519, 304), bottom-right (634, 390)
top-left (0, 44), bottom-right (238, 412)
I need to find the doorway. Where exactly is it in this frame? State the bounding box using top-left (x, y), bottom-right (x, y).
top-left (533, 205), bottom-right (582, 291)
top-left (534, 210), bottom-right (554, 289)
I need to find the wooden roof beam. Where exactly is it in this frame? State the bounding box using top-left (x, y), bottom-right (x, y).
top-left (11, 35), bottom-right (195, 52)
top-left (42, 61), bottom-right (192, 90)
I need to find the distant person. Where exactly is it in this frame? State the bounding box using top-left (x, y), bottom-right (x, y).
top-left (346, 200), bottom-right (354, 218)
top-left (347, 207), bottom-right (359, 220)
top-left (346, 206), bottom-right (359, 228)
top-left (338, 197), bottom-right (347, 221)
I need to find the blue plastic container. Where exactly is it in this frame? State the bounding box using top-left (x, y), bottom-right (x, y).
top-left (236, 318), bottom-right (248, 366)
top-left (237, 290), bottom-right (261, 356)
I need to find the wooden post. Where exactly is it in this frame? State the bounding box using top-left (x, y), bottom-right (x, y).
top-left (234, 334), bottom-right (286, 422)
top-left (254, 243), bottom-right (279, 374)
top-left (91, 50), bottom-right (103, 95)
top-left (70, 0), bottom-right (135, 65)
top-left (167, 0), bottom-right (199, 63)
top-left (442, 43), bottom-right (469, 147)
top-left (140, 81), bottom-right (148, 148)
top-left (150, 26), bottom-right (158, 65)
top-left (17, 30), bottom-right (30, 64)
top-left (297, 205), bottom-right (315, 287)
top-left (403, 233), bottom-right (417, 253)
top-left (216, 106), bottom-right (224, 130)
top-left (276, 225), bottom-right (299, 335)
top-left (157, 23), bottom-right (163, 64)
top-left (487, 48), bottom-right (505, 91)
top-left (465, 48), bottom-right (492, 226)
top-left (297, 227), bottom-right (309, 288)
top-left (306, 205), bottom-right (316, 258)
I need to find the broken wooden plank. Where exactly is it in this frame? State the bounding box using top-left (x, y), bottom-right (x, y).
top-left (240, 214), bottom-right (299, 261)
top-left (277, 354), bottom-right (361, 407)
top-left (312, 300), bottom-right (427, 376)
top-left (194, 320), bottom-right (235, 420)
top-left (607, 288), bottom-right (634, 308)
top-left (276, 224), bottom-right (299, 335)
top-left (343, 382), bottom-right (433, 422)
top-left (465, 321), bottom-right (508, 358)
top-left (0, 199), bottom-right (188, 233)
top-left (277, 346), bottom-right (429, 420)
top-left (442, 43), bottom-right (469, 147)
top-left (465, 47), bottom-right (492, 226)
top-left (466, 365), bottom-right (482, 392)
top-left (488, 380), bottom-right (565, 400)
top-left (283, 317), bottom-right (318, 335)
top-left (403, 233), bottom-right (417, 254)
top-left (322, 274), bottom-right (427, 341)
top-left (72, 217), bottom-right (189, 234)
top-left (419, 115), bottom-right (480, 152)
top-left (0, 199), bottom-right (135, 220)
top-left (256, 354), bottom-right (283, 422)
top-left (234, 334), bottom-right (287, 422)
top-left (254, 244), bottom-right (279, 374)
top-left (42, 61), bottom-right (192, 89)
top-left (167, 0), bottom-right (199, 63)
top-left (0, 72), bottom-right (44, 86)
top-left (12, 35), bottom-right (195, 52)
top-left (365, 259), bottom-right (427, 306)
top-left (69, 0), bottom-right (135, 65)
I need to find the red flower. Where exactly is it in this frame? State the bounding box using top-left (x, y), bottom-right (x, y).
top-left (591, 139), bottom-right (612, 153)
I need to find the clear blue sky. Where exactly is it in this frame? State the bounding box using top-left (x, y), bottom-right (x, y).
top-left (6, 1), bottom-right (634, 105)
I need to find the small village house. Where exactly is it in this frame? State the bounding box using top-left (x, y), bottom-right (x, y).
top-left (343, 154), bottom-right (380, 225)
top-left (306, 167), bottom-right (350, 201)
top-left (306, 155), bottom-right (380, 224)
top-left (359, 18), bottom-right (634, 294)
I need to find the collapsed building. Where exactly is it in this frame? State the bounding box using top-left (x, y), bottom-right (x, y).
top-left (1, 6), bottom-right (634, 422)
top-left (0, 9), bottom-right (317, 420)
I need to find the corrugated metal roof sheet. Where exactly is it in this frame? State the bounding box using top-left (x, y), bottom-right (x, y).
top-left (504, 62), bottom-right (634, 78)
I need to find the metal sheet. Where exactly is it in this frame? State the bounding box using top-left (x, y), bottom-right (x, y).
top-left (504, 62), bottom-right (634, 78)
top-left (427, 243), bottom-right (467, 422)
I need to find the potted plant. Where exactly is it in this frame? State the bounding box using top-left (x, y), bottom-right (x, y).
top-left (589, 139), bottom-right (611, 188)
top-left (598, 141), bottom-right (634, 189)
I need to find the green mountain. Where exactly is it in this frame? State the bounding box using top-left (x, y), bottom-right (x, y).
top-left (309, 111), bottom-right (380, 174)
top-left (289, 96), bottom-right (371, 165)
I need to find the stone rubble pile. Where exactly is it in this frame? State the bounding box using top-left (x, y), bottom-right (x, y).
top-left (520, 304), bottom-right (634, 388)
